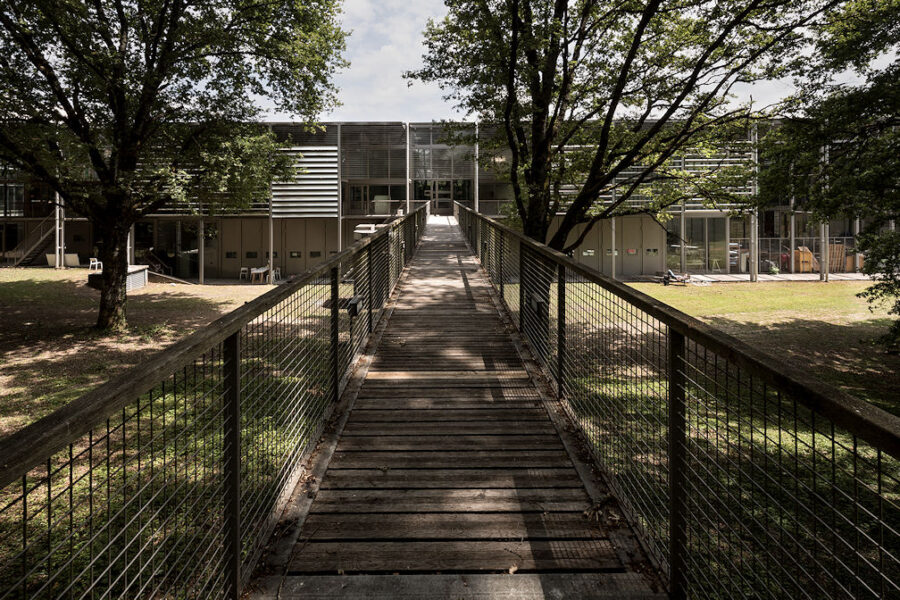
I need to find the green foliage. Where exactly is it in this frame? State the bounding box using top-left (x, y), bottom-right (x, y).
top-left (0, 0), bottom-right (346, 328)
top-left (758, 0), bottom-right (899, 345)
top-left (408, 0), bottom-right (825, 249)
top-left (859, 230), bottom-right (900, 350)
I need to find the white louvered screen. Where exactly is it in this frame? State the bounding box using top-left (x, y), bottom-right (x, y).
top-left (271, 147), bottom-right (339, 218)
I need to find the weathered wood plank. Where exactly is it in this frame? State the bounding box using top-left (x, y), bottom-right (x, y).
top-left (364, 370), bottom-right (530, 380)
top-left (348, 408), bottom-right (547, 422)
top-left (274, 573), bottom-right (667, 600)
top-left (341, 422), bottom-right (555, 435)
top-left (309, 488), bottom-right (589, 513)
top-left (352, 398), bottom-right (542, 410)
top-left (328, 450), bottom-right (572, 469)
top-left (335, 435), bottom-right (564, 451)
top-left (318, 468), bottom-right (583, 489)
top-left (288, 540), bottom-right (620, 573)
top-left (299, 512), bottom-right (605, 540)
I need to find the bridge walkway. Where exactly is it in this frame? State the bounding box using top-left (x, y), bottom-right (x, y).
top-left (256, 216), bottom-right (664, 599)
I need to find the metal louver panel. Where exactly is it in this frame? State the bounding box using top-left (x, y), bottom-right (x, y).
top-left (271, 147), bottom-right (339, 217)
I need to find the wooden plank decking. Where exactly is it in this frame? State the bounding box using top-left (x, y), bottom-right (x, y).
top-left (262, 217), bottom-right (663, 599)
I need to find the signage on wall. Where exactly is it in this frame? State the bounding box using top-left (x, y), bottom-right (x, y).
top-left (583, 249), bottom-right (595, 257)
top-left (626, 248), bottom-right (637, 255)
top-left (605, 249), bottom-right (618, 256)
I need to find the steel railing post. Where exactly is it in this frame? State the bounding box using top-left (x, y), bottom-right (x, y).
top-left (366, 245), bottom-right (373, 334)
top-left (557, 264), bottom-right (565, 399)
top-left (223, 331), bottom-right (241, 600)
top-left (668, 328), bottom-right (688, 600)
top-left (498, 230), bottom-right (505, 300)
top-left (330, 266), bottom-right (340, 404)
top-left (518, 240), bottom-right (525, 332)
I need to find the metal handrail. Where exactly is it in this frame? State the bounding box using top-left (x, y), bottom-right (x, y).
top-left (0, 206), bottom-right (426, 486)
top-left (5, 213), bottom-right (54, 267)
top-left (455, 201), bottom-right (899, 600)
top-left (454, 203), bottom-right (900, 459)
top-left (0, 204), bottom-right (428, 600)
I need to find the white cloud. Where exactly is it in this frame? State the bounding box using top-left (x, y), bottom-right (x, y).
top-left (264, 0), bottom-right (461, 122)
top-left (262, 2), bottom-right (815, 123)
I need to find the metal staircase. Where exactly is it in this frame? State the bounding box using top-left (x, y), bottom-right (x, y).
top-left (2, 215), bottom-right (56, 267)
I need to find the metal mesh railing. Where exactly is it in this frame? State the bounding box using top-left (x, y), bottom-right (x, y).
top-left (456, 202), bottom-right (900, 600)
top-left (0, 206), bottom-right (427, 600)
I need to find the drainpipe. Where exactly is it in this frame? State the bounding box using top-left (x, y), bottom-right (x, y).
top-left (853, 218), bottom-right (861, 272)
top-left (820, 222), bottom-right (829, 282)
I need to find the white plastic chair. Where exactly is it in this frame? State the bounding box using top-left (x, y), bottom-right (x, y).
top-left (239, 266), bottom-right (249, 280)
top-left (89, 258), bottom-right (103, 272)
top-left (272, 267), bottom-right (282, 281)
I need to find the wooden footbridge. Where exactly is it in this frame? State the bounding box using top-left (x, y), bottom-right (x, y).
top-left (252, 217), bottom-right (664, 598)
top-left (1, 206), bottom-right (897, 600)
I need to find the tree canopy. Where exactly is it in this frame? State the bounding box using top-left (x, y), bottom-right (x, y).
top-left (759, 0), bottom-right (899, 345)
top-left (409, 0), bottom-right (838, 250)
top-left (0, 0), bottom-right (347, 329)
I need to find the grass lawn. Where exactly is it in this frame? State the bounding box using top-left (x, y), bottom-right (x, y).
top-left (0, 268), bottom-right (270, 436)
top-left (629, 280), bottom-right (900, 416)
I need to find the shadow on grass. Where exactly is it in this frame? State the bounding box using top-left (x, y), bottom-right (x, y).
top-left (702, 315), bottom-right (900, 417)
top-left (0, 276), bottom-right (252, 434)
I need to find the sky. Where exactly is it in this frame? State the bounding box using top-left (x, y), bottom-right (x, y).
top-left (266, 0), bottom-right (461, 123)
top-left (264, 1), bottom-right (799, 123)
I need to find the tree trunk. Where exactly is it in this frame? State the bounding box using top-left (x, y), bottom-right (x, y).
top-left (95, 227), bottom-right (130, 331)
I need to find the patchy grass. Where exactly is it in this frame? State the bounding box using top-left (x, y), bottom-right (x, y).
top-left (0, 268), bottom-right (270, 435)
top-left (629, 281), bottom-right (900, 416)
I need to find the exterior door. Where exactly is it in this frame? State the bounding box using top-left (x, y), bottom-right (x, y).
top-left (432, 180), bottom-right (452, 215)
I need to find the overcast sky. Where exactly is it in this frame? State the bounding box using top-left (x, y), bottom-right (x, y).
top-left (265, 0), bottom-right (797, 123)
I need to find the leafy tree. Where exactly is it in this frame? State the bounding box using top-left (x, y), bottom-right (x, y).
top-left (0, 0), bottom-right (346, 330)
top-left (759, 0), bottom-right (899, 347)
top-left (408, 0), bottom-right (838, 251)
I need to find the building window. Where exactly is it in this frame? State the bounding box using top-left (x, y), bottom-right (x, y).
top-left (246, 251), bottom-right (258, 259)
top-left (289, 251), bottom-right (301, 258)
top-left (225, 251), bottom-right (237, 259)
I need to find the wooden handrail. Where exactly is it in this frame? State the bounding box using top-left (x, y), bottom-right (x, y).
top-left (454, 202), bottom-right (900, 460)
top-left (0, 205), bottom-right (427, 489)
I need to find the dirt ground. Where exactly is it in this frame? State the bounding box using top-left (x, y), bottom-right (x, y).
top-left (0, 268), bottom-right (270, 436)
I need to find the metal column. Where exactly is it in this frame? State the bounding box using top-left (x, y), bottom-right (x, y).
top-left (198, 217), bottom-right (205, 284)
top-left (406, 122), bottom-right (411, 214)
top-left (268, 210), bottom-right (274, 284)
top-left (610, 217), bottom-right (617, 280)
top-left (337, 123), bottom-right (343, 250)
top-left (750, 211), bottom-right (758, 281)
top-left (54, 193), bottom-right (62, 269)
top-left (820, 222), bottom-right (829, 281)
top-left (853, 218), bottom-right (861, 272)
top-left (679, 203), bottom-right (686, 273)
top-left (474, 122), bottom-right (480, 213)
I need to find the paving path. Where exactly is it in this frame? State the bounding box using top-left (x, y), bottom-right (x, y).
top-left (265, 216), bottom-right (664, 599)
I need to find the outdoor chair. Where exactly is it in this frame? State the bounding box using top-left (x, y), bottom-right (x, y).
top-left (88, 258), bottom-right (104, 272)
top-left (662, 269), bottom-right (691, 286)
top-left (239, 266), bottom-right (249, 280)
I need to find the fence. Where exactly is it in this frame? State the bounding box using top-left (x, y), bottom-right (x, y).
top-left (0, 205), bottom-right (427, 600)
top-left (455, 202), bottom-right (899, 600)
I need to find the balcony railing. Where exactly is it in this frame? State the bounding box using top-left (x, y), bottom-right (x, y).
top-left (455, 202), bottom-right (899, 600)
top-left (0, 205), bottom-right (427, 600)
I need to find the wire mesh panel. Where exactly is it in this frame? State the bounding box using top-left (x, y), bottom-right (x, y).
top-left (454, 202), bottom-right (900, 600)
top-left (0, 348), bottom-right (229, 600)
top-left (0, 206), bottom-right (427, 600)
